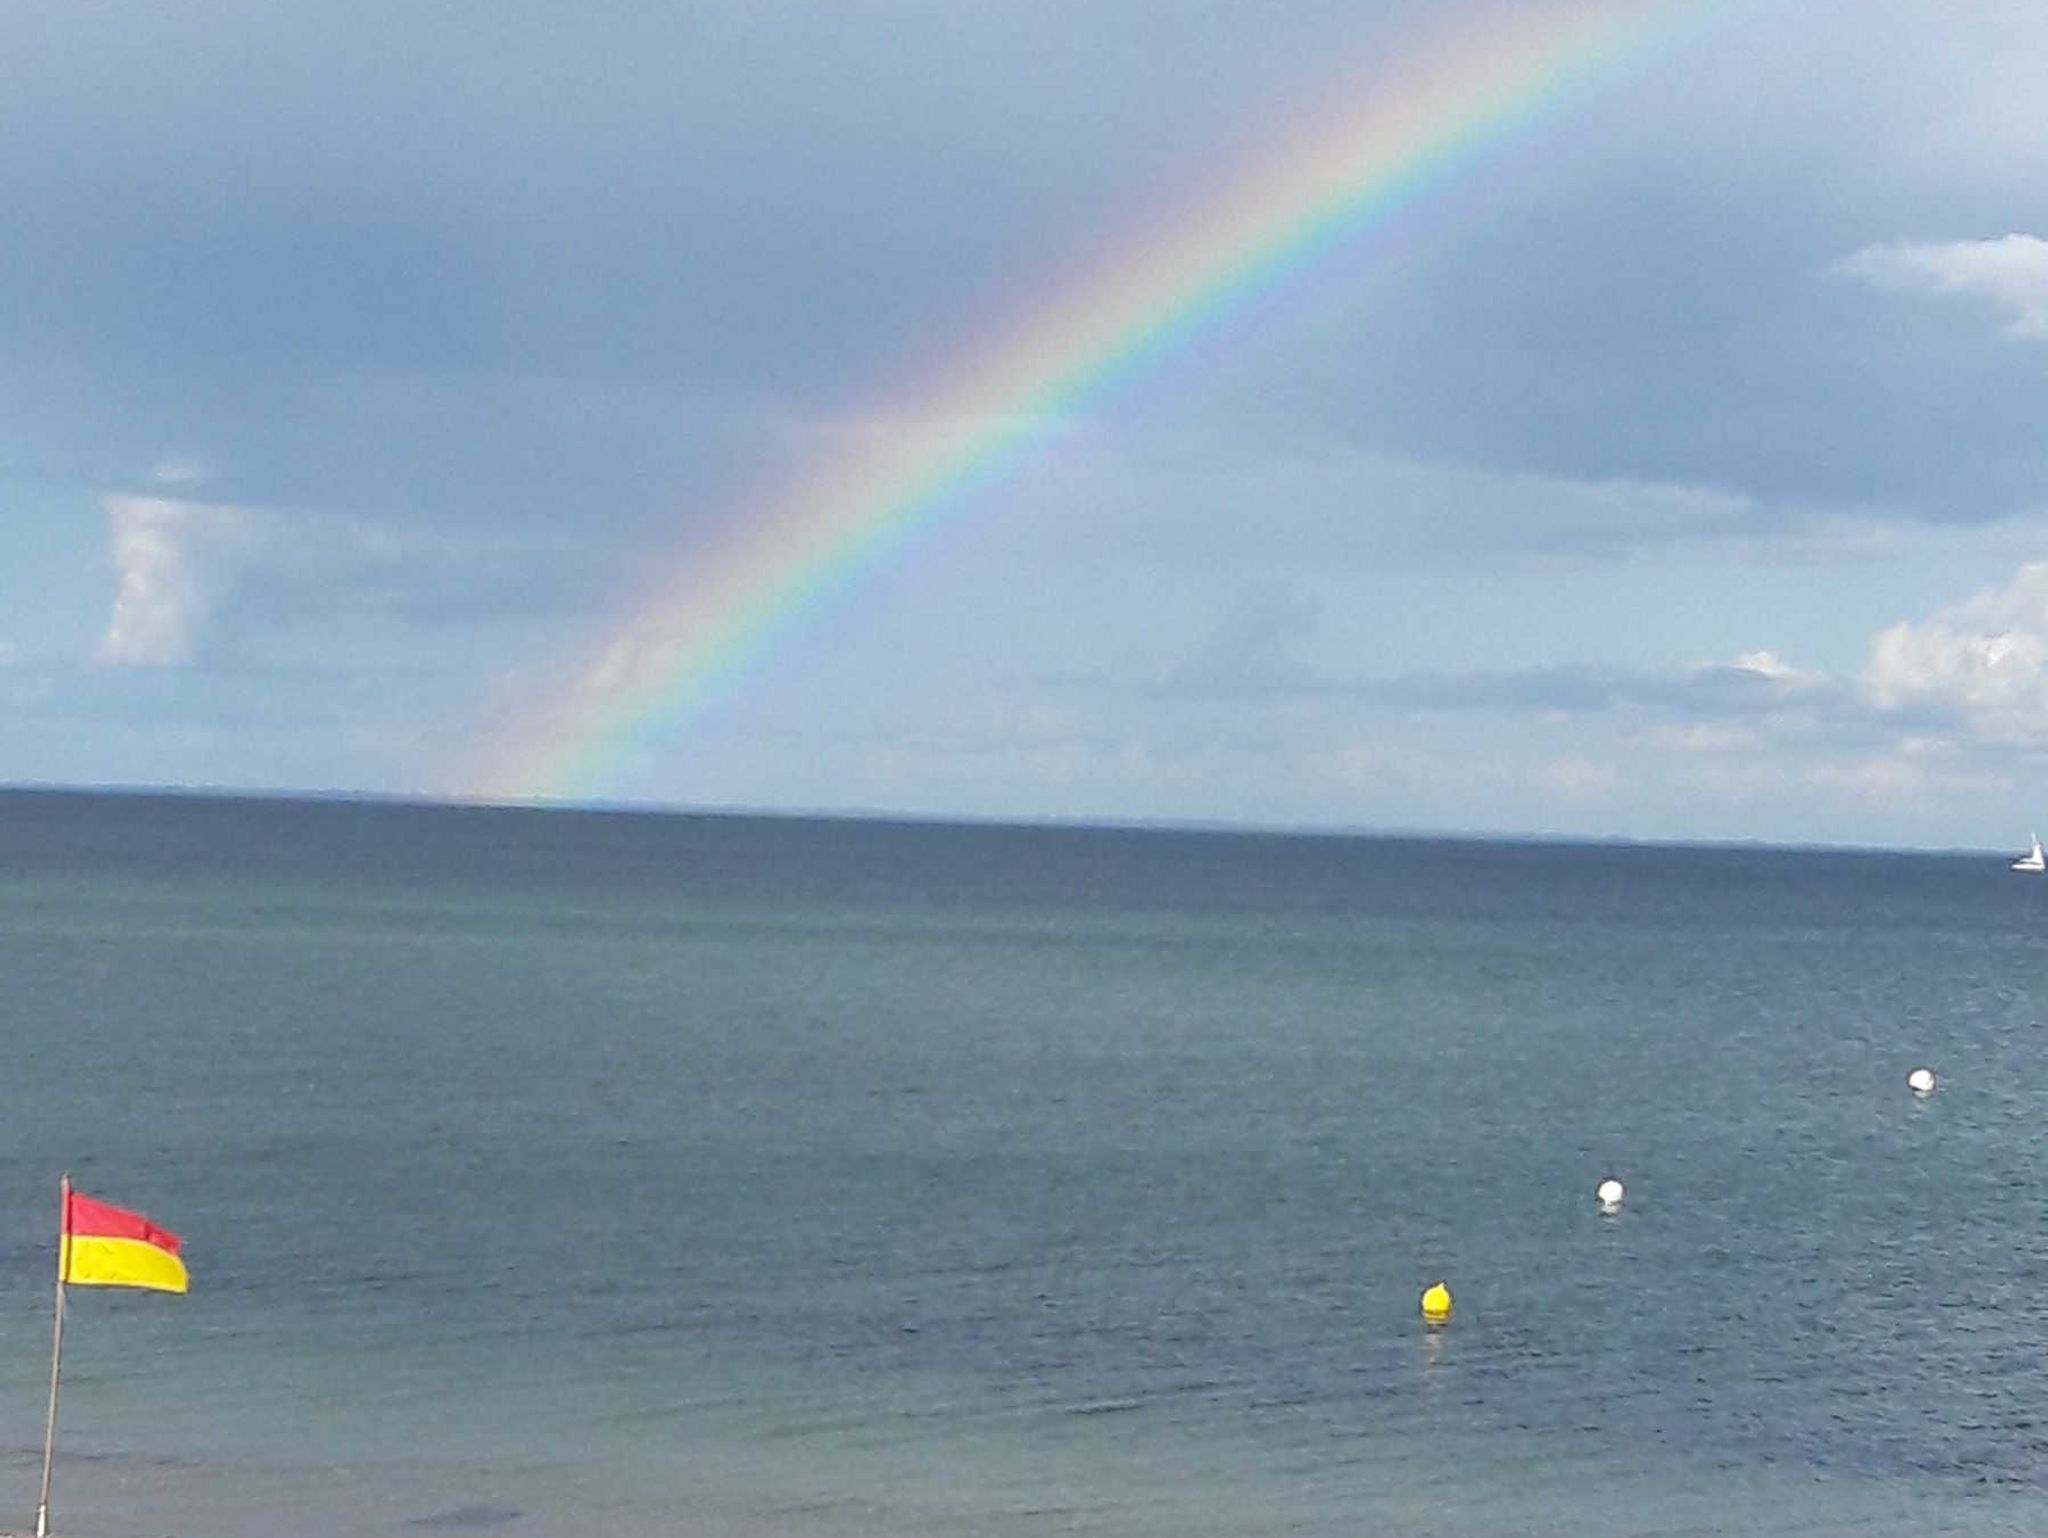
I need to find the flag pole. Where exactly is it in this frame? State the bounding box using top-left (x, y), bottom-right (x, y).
top-left (35, 1172), bottom-right (70, 1538)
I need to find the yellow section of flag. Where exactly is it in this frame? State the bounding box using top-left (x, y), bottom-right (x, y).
top-left (59, 1235), bottom-right (188, 1294)
top-left (62, 1190), bottom-right (188, 1294)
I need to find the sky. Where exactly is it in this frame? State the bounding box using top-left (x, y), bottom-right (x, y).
top-left (4, 0), bottom-right (2047, 849)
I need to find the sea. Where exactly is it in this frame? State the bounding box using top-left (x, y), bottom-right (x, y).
top-left (1, 788), bottom-right (2045, 1538)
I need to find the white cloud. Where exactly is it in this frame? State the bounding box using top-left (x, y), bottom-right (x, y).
top-left (150, 454), bottom-right (212, 488)
top-left (1728, 650), bottom-right (1813, 685)
top-left (1862, 561), bottom-right (2048, 742)
top-left (1838, 234), bottom-right (2048, 339)
top-left (587, 633), bottom-right (645, 694)
top-left (98, 495), bottom-right (260, 667)
top-left (581, 626), bottom-right (691, 701)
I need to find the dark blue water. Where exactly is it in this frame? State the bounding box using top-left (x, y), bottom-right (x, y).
top-left (0, 790), bottom-right (2044, 1536)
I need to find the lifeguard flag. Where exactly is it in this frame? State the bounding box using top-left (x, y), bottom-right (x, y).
top-left (60, 1189), bottom-right (188, 1294)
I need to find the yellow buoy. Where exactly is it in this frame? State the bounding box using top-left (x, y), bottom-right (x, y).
top-left (1420, 1281), bottom-right (1452, 1324)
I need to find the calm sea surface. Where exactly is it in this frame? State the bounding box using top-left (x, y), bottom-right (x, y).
top-left (1, 790), bottom-right (2045, 1537)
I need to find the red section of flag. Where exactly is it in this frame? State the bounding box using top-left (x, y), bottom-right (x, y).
top-left (64, 1191), bottom-right (182, 1255)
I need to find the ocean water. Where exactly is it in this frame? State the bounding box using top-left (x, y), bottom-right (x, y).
top-left (0, 789), bottom-right (2045, 1537)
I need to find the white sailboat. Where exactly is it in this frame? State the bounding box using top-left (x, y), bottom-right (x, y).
top-left (2013, 833), bottom-right (2045, 873)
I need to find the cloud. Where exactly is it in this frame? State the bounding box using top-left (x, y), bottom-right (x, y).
top-left (150, 453), bottom-right (212, 488)
top-left (1808, 753), bottom-right (1927, 801)
top-left (1134, 566), bottom-right (2048, 810)
top-left (1727, 649), bottom-right (1809, 684)
top-left (96, 489), bottom-right (602, 672)
top-left (1349, 652), bottom-right (1833, 719)
top-left (1644, 722), bottom-right (1761, 755)
top-left (1862, 561), bottom-right (2048, 742)
top-left (1542, 757), bottom-right (1617, 800)
top-left (235, 508), bottom-right (597, 625)
top-left (1793, 734), bottom-right (2013, 809)
top-left (991, 438), bottom-right (1788, 575)
top-left (1157, 580), bottom-right (1320, 698)
top-left (1146, 610), bottom-right (1841, 726)
top-left (1838, 234), bottom-right (2048, 339)
top-left (98, 495), bottom-right (261, 666)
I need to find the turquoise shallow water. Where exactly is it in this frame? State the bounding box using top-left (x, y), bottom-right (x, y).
top-left (0, 790), bottom-right (2045, 1536)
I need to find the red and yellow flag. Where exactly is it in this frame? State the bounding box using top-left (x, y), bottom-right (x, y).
top-left (60, 1189), bottom-right (188, 1294)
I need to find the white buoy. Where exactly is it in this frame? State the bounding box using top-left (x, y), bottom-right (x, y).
top-left (1907, 1067), bottom-right (1936, 1097)
top-left (1596, 1177), bottom-right (1626, 1212)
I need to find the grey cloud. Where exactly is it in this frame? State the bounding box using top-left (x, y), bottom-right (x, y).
top-left (1195, 1), bottom-right (2048, 518)
top-left (5, 0), bottom-right (2045, 596)
top-left (14, 661), bottom-right (417, 732)
top-left (983, 435), bottom-right (1919, 577)
top-left (223, 511), bottom-right (604, 629)
top-left (4, 365), bottom-right (789, 539)
top-left (0, 3), bottom-right (1437, 391)
top-left (1158, 580), bottom-right (1321, 698)
top-left (0, 654), bottom-right (478, 797)
top-left (7, 0), bottom-right (2042, 549)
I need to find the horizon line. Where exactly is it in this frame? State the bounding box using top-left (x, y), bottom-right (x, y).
top-left (0, 778), bottom-right (2009, 860)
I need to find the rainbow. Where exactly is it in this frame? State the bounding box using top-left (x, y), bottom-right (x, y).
top-left (475, 0), bottom-right (1727, 803)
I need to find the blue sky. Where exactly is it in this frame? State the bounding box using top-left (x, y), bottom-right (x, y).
top-left (4, 0), bottom-right (2047, 848)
